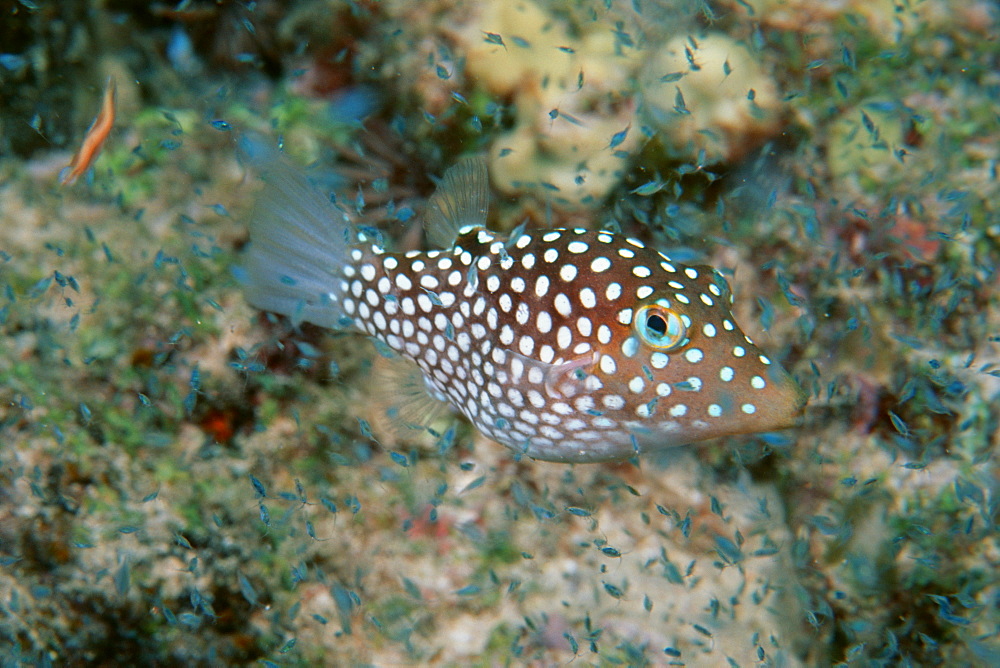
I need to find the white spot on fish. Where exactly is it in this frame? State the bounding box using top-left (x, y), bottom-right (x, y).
top-left (535, 275), bottom-right (550, 297)
top-left (591, 257), bottom-right (611, 273)
top-left (599, 355), bottom-right (617, 375)
top-left (556, 325), bottom-right (572, 349)
top-left (539, 344), bottom-right (555, 363)
top-left (621, 336), bottom-right (639, 358)
top-left (516, 302), bottom-right (530, 325)
top-left (603, 394), bottom-right (625, 410)
top-left (554, 293), bottom-right (572, 317)
top-left (537, 311), bottom-right (552, 333)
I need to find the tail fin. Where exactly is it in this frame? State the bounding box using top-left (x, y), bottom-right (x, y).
top-left (237, 135), bottom-right (354, 329)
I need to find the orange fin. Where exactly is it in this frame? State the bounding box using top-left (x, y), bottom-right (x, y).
top-left (60, 76), bottom-right (116, 186)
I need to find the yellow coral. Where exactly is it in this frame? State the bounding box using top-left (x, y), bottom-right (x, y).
top-left (463, 0), bottom-right (576, 97)
top-left (462, 0), bottom-right (644, 207)
top-left (642, 33), bottom-right (782, 163)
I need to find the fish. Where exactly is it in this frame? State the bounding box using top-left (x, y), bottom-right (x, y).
top-left (60, 76), bottom-right (117, 186)
top-left (237, 136), bottom-right (806, 463)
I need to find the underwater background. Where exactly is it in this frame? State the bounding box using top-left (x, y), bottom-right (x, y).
top-left (0, 0), bottom-right (997, 665)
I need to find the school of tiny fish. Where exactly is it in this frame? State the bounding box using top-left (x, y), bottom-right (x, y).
top-left (238, 137), bottom-right (806, 462)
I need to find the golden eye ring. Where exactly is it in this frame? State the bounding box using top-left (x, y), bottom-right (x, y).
top-left (635, 304), bottom-right (688, 350)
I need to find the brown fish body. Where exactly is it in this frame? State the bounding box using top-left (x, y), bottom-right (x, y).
top-left (240, 141), bottom-right (805, 462)
top-left (343, 225), bottom-right (804, 462)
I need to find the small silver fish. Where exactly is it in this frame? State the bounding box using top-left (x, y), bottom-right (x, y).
top-left (238, 137), bottom-right (805, 463)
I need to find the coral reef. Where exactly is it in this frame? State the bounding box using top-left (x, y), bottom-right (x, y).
top-left (0, 0), bottom-right (997, 664)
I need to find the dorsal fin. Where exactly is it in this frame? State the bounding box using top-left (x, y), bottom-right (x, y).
top-left (424, 156), bottom-right (489, 249)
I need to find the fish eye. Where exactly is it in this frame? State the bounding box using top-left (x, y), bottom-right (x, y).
top-left (635, 305), bottom-right (687, 350)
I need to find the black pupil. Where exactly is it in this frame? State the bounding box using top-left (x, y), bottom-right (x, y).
top-left (646, 313), bottom-right (667, 336)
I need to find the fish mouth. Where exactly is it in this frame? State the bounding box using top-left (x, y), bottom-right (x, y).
top-left (750, 369), bottom-right (808, 433)
top-left (686, 366), bottom-right (808, 442)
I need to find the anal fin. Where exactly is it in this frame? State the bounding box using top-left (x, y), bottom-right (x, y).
top-left (371, 352), bottom-right (453, 437)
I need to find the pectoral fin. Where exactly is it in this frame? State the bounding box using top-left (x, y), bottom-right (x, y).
top-left (501, 349), bottom-right (602, 401)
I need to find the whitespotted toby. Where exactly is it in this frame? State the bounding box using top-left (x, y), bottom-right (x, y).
top-left (239, 138), bottom-right (806, 463)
